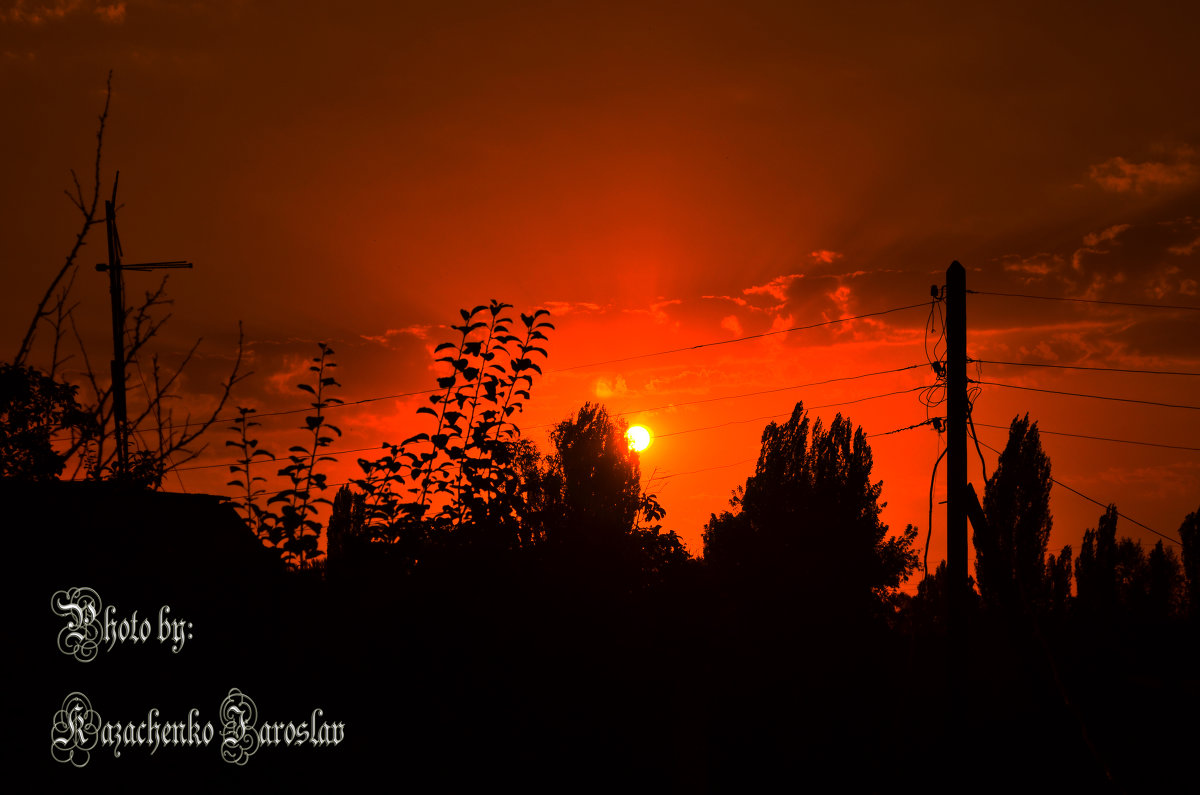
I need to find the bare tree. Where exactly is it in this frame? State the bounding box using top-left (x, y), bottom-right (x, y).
top-left (11, 71), bottom-right (247, 487)
top-left (14, 72), bottom-right (112, 373)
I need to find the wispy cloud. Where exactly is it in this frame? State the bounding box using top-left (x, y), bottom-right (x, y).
top-left (360, 325), bottom-right (431, 347)
top-left (1000, 254), bottom-right (1063, 283)
top-left (595, 375), bottom-right (629, 399)
top-left (1088, 147), bottom-right (1197, 193)
top-left (1072, 223), bottom-right (1131, 271)
top-left (623, 298), bottom-right (682, 325)
top-left (543, 300), bottom-right (604, 317)
top-left (744, 273), bottom-right (803, 303)
top-left (1168, 235), bottom-right (1200, 256)
top-left (2, 0), bottom-right (125, 24)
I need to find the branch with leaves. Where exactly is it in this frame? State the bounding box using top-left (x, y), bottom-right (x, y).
top-left (266, 342), bottom-right (341, 568)
top-left (226, 407), bottom-right (276, 541)
top-left (342, 302), bottom-right (553, 553)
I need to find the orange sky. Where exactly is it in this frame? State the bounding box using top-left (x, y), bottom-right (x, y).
top-left (4, 1), bottom-right (1199, 591)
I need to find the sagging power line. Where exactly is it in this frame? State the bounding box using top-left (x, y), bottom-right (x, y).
top-left (966, 289), bottom-right (1200, 312)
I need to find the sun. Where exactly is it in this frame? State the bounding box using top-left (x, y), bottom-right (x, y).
top-left (626, 425), bottom-right (652, 452)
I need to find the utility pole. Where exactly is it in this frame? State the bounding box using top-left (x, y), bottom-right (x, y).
top-left (945, 261), bottom-right (969, 723)
top-left (96, 173), bottom-right (193, 480)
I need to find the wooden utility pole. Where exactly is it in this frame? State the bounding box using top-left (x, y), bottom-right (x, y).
top-left (945, 261), bottom-right (969, 706)
top-left (102, 195), bottom-right (129, 479)
top-left (96, 174), bottom-right (192, 479)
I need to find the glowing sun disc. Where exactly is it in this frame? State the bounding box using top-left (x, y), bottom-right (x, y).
top-left (626, 425), bottom-right (652, 452)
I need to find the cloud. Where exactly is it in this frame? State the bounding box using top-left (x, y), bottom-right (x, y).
top-left (827, 284), bottom-right (853, 317)
top-left (744, 273), bottom-right (803, 303)
top-left (1001, 254), bottom-right (1063, 283)
top-left (266, 353), bottom-right (312, 396)
top-left (1088, 147), bottom-right (1197, 193)
top-left (1145, 266), bottom-right (1200, 300)
top-left (543, 300), bottom-right (603, 317)
top-left (359, 325), bottom-right (431, 347)
top-left (1168, 235), bottom-right (1200, 256)
top-left (94, 2), bottom-right (124, 22)
top-left (2, 0), bottom-right (125, 24)
top-left (1093, 461), bottom-right (1200, 502)
top-left (1072, 223), bottom-right (1131, 271)
top-left (595, 375), bottom-right (628, 399)
top-left (720, 315), bottom-right (743, 336)
top-left (768, 313), bottom-right (795, 334)
top-left (810, 250), bottom-right (843, 265)
top-left (702, 294), bottom-right (752, 309)
top-left (1082, 224), bottom-right (1132, 248)
top-left (624, 298), bottom-right (681, 325)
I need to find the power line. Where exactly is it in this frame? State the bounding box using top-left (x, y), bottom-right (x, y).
top-left (972, 359), bottom-right (1200, 377)
top-left (187, 413), bottom-right (943, 479)
top-left (867, 418), bottom-right (937, 438)
top-left (976, 380), bottom-right (1200, 411)
top-left (966, 289), bottom-right (1200, 312)
top-left (522, 362), bottom-right (929, 432)
top-left (972, 421), bottom-right (1200, 452)
top-left (657, 386), bottom-right (926, 441)
top-left (211, 387), bottom-right (930, 477)
top-left (204, 387), bottom-right (442, 427)
top-left (179, 363), bottom-right (933, 472)
top-left (551, 301), bottom-right (931, 373)
top-left (646, 457), bottom-right (758, 483)
top-left (124, 300), bottom-right (933, 434)
top-left (177, 444), bottom-right (389, 473)
top-left (974, 436), bottom-right (1182, 546)
top-left (612, 363), bottom-right (926, 415)
top-left (645, 417), bottom-right (937, 483)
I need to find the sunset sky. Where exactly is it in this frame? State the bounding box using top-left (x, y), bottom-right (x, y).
top-left (4, 1), bottom-right (1198, 588)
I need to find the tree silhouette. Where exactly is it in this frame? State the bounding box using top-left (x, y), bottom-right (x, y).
top-left (977, 414), bottom-right (1053, 612)
top-left (1180, 508), bottom-right (1200, 620)
top-left (13, 73), bottom-right (245, 486)
top-left (0, 363), bottom-right (93, 480)
top-left (1146, 540), bottom-right (1184, 620)
top-left (537, 402), bottom-right (687, 581)
top-left (703, 402), bottom-right (917, 620)
top-left (1075, 504), bottom-right (1119, 620)
top-left (1073, 504), bottom-right (1186, 622)
top-left (1044, 544), bottom-right (1073, 619)
top-left (549, 402), bottom-right (642, 539)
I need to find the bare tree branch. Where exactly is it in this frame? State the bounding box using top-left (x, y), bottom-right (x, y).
top-left (15, 70), bottom-right (112, 366)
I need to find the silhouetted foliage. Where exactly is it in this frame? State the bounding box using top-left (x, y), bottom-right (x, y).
top-left (530, 402), bottom-right (688, 584)
top-left (903, 559), bottom-right (980, 632)
top-left (1147, 540), bottom-right (1184, 620)
top-left (1075, 504), bottom-right (1119, 620)
top-left (1045, 544), bottom-right (1073, 619)
top-left (326, 484), bottom-right (368, 578)
top-left (1075, 504), bottom-right (1186, 623)
top-left (256, 342), bottom-right (342, 568)
top-left (0, 363), bottom-right (93, 480)
top-left (703, 402), bottom-right (918, 620)
top-left (977, 414), bottom-right (1053, 612)
top-left (1181, 508), bottom-right (1200, 619)
top-left (225, 407), bottom-right (275, 539)
top-left (549, 402), bottom-right (642, 538)
top-left (350, 303), bottom-right (553, 543)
